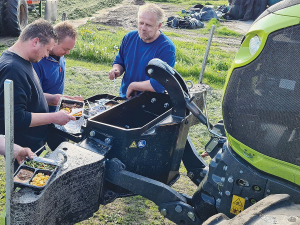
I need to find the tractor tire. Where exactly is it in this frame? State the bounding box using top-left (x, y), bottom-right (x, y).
top-left (0, 0), bottom-right (4, 36)
top-left (203, 194), bottom-right (300, 225)
top-left (3, 0), bottom-right (28, 36)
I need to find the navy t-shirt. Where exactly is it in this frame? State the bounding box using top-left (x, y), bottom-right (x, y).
top-left (0, 50), bottom-right (49, 151)
top-left (113, 30), bottom-right (176, 98)
top-left (33, 55), bottom-right (66, 112)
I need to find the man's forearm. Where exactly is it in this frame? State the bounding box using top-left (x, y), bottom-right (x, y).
top-left (129, 80), bottom-right (155, 92)
top-left (30, 113), bottom-right (56, 127)
top-left (44, 93), bottom-right (61, 106)
top-left (126, 80), bottom-right (155, 98)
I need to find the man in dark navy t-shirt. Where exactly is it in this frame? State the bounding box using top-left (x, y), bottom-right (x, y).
top-left (0, 19), bottom-right (75, 153)
top-left (108, 3), bottom-right (176, 99)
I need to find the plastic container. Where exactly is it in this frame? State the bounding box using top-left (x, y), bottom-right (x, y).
top-left (14, 159), bottom-right (57, 191)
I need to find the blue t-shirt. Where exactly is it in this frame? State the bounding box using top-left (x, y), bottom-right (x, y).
top-left (113, 30), bottom-right (176, 98)
top-left (33, 56), bottom-right (66, 112)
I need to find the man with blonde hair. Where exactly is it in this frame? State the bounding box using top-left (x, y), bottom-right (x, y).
top-left (33, 21), bottom-right (79, 112)
top-left (108, 3), bottom-right (176, 99)
top-left (0, 19), bottom-right (75, 153)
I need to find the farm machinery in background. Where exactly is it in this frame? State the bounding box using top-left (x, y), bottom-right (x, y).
top-left (4, 0), bottom-right (300, 224)
top-left (0, 0), bottom-right (58, 36)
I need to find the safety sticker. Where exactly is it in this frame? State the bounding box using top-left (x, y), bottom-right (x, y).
top-left (129, 141), bottom-right (137, 148)
top-left (138, 140), bottom-right (146, 148)
top-left (230, 195), bottom-right (245, 215)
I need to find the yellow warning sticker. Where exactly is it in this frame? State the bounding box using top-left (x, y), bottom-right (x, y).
top-left (230, 195), bottom-right (245, 215)
top-left (129, 141), bottom-right (137, 148)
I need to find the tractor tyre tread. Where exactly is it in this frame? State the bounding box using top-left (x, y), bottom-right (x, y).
top-left (3, 0), bottom-right (28, 36)
top-left (0, 0), bottom-right (4, 36)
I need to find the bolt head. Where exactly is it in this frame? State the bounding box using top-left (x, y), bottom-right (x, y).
top-left (225, 191), bottom-right (230, 196)
top-left (228, 177), bottom-right (233, 183)
top-left (164, 103), bottom-right (169, 108)
top-left (240, 170), bottom-right (243, 174)
top-left (148, 68), bottom-right (153, 75)
top-left (160, 208), bottom-right (167, 216)
top-left (151, 98), bottom-right (156, 103)
top-left (187, 212), bottom-right (195, 221)
top-left (90, 131), bottom-right (95, 137)
top-left (187, 172), bottom-right (194, 179)
top-left (175, 205), bottom-right (183, 213)
top-left (223, 166), bottom-right (228, 171)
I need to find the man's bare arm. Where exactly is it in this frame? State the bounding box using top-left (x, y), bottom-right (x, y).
top-left (126, 80), bottom-right (155, 99)
top-left (44, 93), bottom-right (61, 106)
top-left (30, 111), bottom-right (75, 127)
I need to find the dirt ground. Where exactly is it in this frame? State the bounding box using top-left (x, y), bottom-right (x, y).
top-left (0, 0), bottom-right (252, 51)
top-left (71, 0), bottom-right (252, 51)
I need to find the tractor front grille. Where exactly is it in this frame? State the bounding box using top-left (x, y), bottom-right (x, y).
top-left (223, 24), bottom-right (300, 166)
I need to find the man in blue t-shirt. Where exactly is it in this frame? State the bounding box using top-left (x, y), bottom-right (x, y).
top-left (33, 21), bottom-right (81, 112)
top-left (108, 3), bottom-right (176, 99)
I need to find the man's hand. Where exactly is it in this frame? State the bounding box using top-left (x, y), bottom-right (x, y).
top-left (44, 93), bottom-right (61, 106)
top-left (126, 82), bottom-right (138, 99)
top-left (53, 110), bottom-right (76, 125)
top-left (108, 68), bottom-right (121, 80)
top-left (126, 80), bottom-right (156, 99)
top-left (14, 146), bottom-right (36, 164)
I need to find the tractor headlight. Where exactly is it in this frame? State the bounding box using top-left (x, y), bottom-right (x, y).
top-left (249, 35), bottom-right (261, 56)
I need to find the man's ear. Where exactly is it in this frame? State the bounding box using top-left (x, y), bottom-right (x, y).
top-left (158, 22), bottom-right (162, 30)
top-left (32, 37), bottom-right (40, 47)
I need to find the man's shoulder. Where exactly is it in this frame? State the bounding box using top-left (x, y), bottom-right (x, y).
top-left (155, 32), bottom-right (176, 50)
top-left (0, 51), bottom-right (24, 70)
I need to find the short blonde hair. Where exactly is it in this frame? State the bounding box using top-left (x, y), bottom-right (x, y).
top-left (54, 21), bottom-right (77, 44)
top-left (138, 3), bottom-right (165, 25)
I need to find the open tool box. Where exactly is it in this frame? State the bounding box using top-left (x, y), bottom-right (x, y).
top-left (49, 94), bottom-right (127, 144)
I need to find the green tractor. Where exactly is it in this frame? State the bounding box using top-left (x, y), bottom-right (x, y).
top-left (191, 0), bottom-right (300, 222)
top-left (0, 0), bottom-right (58, 36)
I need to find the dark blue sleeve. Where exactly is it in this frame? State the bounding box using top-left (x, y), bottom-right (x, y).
top-left (150, 44), bottom-right (176, 93)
